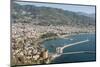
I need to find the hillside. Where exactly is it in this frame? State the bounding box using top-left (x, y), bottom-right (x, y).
top-left (12, 3), bottom-right (95, 27)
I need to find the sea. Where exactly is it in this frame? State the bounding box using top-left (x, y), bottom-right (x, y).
top-left (43, 33), bottom-right (96, 64)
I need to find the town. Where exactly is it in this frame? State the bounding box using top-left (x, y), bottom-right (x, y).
top-left (11, 22), bottom-right (95, 66)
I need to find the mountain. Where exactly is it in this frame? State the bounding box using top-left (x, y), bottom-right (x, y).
top-left (12, 3), bottom-right (95, 27)
top-left (76, 12), bottom-right (95, 18)
top-left (88, 13), bottom-right (95, 18)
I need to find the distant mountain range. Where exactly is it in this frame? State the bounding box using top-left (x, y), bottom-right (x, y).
top-left (76, 12), bottom-right (95, 18)
top-left (12, 2), bottom-right (95, 27)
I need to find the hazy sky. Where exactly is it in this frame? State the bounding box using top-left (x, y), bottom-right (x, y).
top-left (15, 1), bottom-right (95, 14)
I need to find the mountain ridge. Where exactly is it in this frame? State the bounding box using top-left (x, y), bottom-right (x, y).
top-left (12, 3), bottom-right (95, 27)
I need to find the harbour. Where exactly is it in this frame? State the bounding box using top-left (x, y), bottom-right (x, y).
top-left (43, 33), bottom-right (96, 63)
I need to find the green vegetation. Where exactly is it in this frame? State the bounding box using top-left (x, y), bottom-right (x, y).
top-left (40, 33), bottom-right (58, 38)
top-left (11, 1), bottom-right (95, 66)
top-left (12, 3), bottom-right (95, 27)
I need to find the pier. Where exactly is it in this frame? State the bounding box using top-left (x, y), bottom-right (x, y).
top-left (62, 51), bottom-right (95, 55)
top-left (56, 39), bottom-right (89, 54)
top-left (52, 50), bottom-right (95, 59)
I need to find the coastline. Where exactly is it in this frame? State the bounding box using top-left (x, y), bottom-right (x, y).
top-left (42, 33), bottom-right (95, 63)
top-left (12, 23), bottom-right (95, 65)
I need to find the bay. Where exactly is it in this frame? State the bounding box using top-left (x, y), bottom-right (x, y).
top-left (43, 33), bottom-right (96, 63)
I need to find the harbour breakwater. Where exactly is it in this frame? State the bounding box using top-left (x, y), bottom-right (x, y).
top-left (51, 39), bottom-right (90, 58)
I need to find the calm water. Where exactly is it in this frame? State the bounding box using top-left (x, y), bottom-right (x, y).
top-left (43, 33), bottom-right (96, 63)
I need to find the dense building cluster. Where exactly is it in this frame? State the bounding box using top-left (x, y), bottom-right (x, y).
top-left (11, 23), bottom-right (95, 66)
top-left (11, 23), bottom-right (51, 66)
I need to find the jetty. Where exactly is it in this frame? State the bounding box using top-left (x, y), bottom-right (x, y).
top-left (56, 39), bottom-right (89, 54)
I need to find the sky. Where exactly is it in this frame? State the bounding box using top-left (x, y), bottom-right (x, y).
top-left (15, 1), bottom-right (95, 14)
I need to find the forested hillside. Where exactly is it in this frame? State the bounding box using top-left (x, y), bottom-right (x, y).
top-left (12, 3), bottom-right (95, 27)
